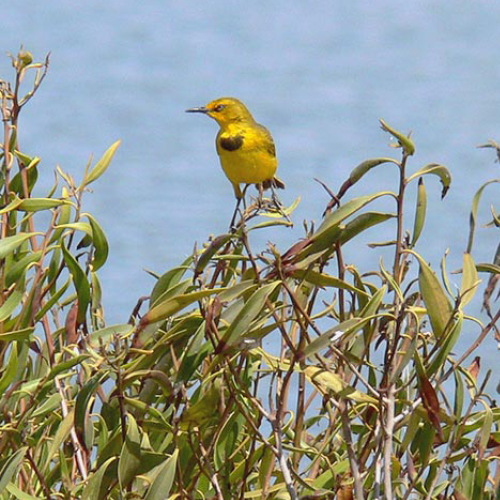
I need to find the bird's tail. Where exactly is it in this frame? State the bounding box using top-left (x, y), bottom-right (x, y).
top-left (262, 176), bottom-right (285, 190)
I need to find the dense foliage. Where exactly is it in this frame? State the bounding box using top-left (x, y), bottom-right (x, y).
top-left (2, 51), bottom-right (500, 500)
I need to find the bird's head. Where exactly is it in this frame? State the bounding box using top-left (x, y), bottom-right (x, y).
top-left (186, 97), bottom-right (255, 126)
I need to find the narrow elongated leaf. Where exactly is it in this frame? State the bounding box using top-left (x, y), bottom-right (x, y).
top-left (16, 197), bottom-right (72, 212)
top-left (408, 250), bottom-right (453, 338)
top-left (139, 288), bottom-right (227, 331)
top-left (305, 366), bottom-right (376, 404)
top-left (85, 140), bottom-right (121, 186)
top-left (6, 483), bottom-right (44, 500)
top-left (75, 374), bottom-right (106, 451)
top-left (44, 410), bottom-right (74, 471)
top-left (0, 195), bottom-right (23, 214)
top-left (85, 213), bottom-right (109, 271)
top-left (407, 163), bottom-right (452, 199)
top-left (144, 450), bottom-right (178, 500)
top-left (291, 269), bottom-right (368, 297)
top-left (418, 372), bottom-right (444, 441)
top-left (49, 198), bottom-right (72, 244)
top-left (88, 323), bottom-right (133, 347)
top-left (380, 119), bottom-right (415, 155)
top-left (300, 192), bottom-right (396, 259)
top-left (0, 284), bottom-right (24, 321)
top-left (476, 263), bottom-right (500, 274)
top-left (411, 178), bottom-right (427, 247)
top-left (0, 343), bottom-right (18, 395)
top-left (150, 262), bottom-right (192, 306)
top-left (478, 402), bottom-right (493, 458)
top-left (460, 253), bottom-right (480, 307)
top-left (216, 281), bottom-right (281, 350)
top-left (340, 212), bottom-right (396, 246)
top-left (195, 234), bottom-right (232, 277)
top-left (0, 327), bottom-right (34, 342)
top-left (0, 233), bottom-right (40, 259)
top-left (338, 157), bottom-right (400, 196)
top-left (5, 250), bottom-right (43, 287)
top-left (427, 312), bottom-right (463, 376)
top-left (0, 447), bottom-right (27, 494)
top-left (304, 317), bottom-right (369, 357)
top-left (119, 415), bottom-right (142, 489)
top-left (62, 241), bottom-right (91, 324)
top-left (334, 158), bottom-right (399, 210)
top-left (360, 286), bottom-right (386, 318)
top-left (466, 179), bottom-right (500, 253)
top-left (82, 457), bottom-right (117, 500)
top-left (56, 222), bottom-right (92, 236)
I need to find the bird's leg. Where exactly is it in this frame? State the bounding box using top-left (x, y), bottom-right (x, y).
top-left (229, 197), bottom-right (243, 232)
top-left (270, 183), bottom-right (291, 224)
top-left (229, 185), bottom-right (251, 231)
top-left (257, 183), bottom-right (264, 208)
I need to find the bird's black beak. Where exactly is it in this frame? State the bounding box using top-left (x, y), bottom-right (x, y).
top-left (185, 106), bottom-right (209, 114)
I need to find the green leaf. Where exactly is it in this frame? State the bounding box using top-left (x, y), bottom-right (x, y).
top-left (337, 157), bottom-right (400, 198)
top-left (0, 343), bottom-right (18, 395)
top-left (34, 278), bottom-right (71, 322)
top-left (379, 259), bottom-right (403, 302)
top-left (304, 317), bottom-right (369, 357)
top-left (82, 457), bottom-right (117, 500)
top-left (409, 250), bottom-right (453, 339)
top-left (88, 323), bottom-right (133, 348)
top-left (16, 197), bottom-right (72, 212)
top-left (144, 450), bottom-right (178, 500)
top-left (85, 213), bottom-right (109, 271)
top-left (44, 410), bottom-right (74, 472)
top-left (407, 163), bottom-right (452, 199)
top-left (380, 119), bottom-right (415, 156)
top-left (460, 253), bottom-right (480, 308)
top-left (0, 195), bottom-right (23, 214)
top-left (6, 482), bottom-right (44, 500)
top-left (150, 263), bottom-right (192, 306)
top-left (0, 326), bottom-right (34, 342)
top-left (62, 241), bottom-right (91, 324)
top-left (139, 288), bottom-right (227, 330)
top-left (0, 447), bottom-right (27, 494)
top-left (300, 192), bottom-right (395, 258)
top-left (195, 234), bottom-right (232, 276)
top-left (476, 263), bottom-right (500, 274)
top-left (75, 374), bottom-right (106, 452)
top-left (304, 366), bottom-right (376, 404)
top-left (360, 285), bottom-right (386, 318)
top-left (119, 415), bottom-right (142, 489)
top-left (85, 140), bottom-right (121, 186)
top-left (340, 212), bottom-right (396, 245)
top-left (466, 179), bottom-right (500, 253)
top-left (0, 233), bottom-right (40, 259)
top-left (0, 283), bottom-right (24, 321)
top-left (217, 281), bottom-right (281, 349)
top-left (49, 199), bottom-right (72, 244)
top-left (5, 250), bottom-right (43, 287)
top-left (411, 178), bottom-right (427, 247)
top-left (478, 401), bottom-right (493, 457)
top-left (56, 222), bottom-right (92, 236)
top-left (427, 312), bottom-right (463, 376)
top-left (291, 269), bottom-right (369, 297)
top-left (350, 157), bottom-right (400, 184)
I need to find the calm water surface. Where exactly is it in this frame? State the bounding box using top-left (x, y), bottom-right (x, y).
top-left (2, 1), bottom-right (500, 368)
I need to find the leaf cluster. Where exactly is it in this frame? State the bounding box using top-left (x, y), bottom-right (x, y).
top-left (1, 50), bottom-right (500, 500)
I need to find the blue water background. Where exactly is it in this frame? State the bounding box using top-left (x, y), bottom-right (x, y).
top-left (3, 1), bottom-right (500, 370)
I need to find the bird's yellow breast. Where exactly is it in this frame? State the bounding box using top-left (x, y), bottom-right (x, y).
top-left (216, 123), bottom-right (278, 185)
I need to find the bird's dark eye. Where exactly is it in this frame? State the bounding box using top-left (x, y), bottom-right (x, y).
top-left (214, 104), bottom-right (225, 112)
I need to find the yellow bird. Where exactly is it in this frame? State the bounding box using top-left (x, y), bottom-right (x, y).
top-left (186, 97), bottom-right (284, 200)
